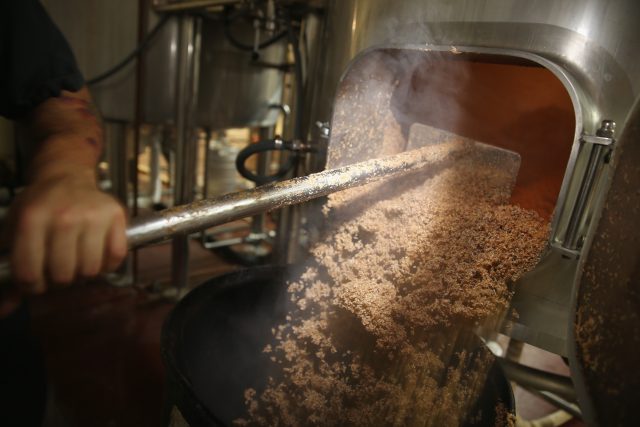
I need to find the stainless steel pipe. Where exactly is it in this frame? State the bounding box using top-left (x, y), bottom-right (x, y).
top-left (126, 141), bottom-right (463, 247)
top-left (0, 141), bottom-right (464, 285)
top-left (171, 14), bottom-right (201, 296)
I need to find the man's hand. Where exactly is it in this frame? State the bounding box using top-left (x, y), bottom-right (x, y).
top-left (7, 169), bottom-right (127, 293)
top-left (0, 87), bottom-right (127, 316)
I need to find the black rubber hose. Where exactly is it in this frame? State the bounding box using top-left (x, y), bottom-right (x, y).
top-left (234, 8), bottom-right (304, 186)
top-left (236, 140), bottom-right (297, 185)
top-left (87, 15), bottom-right (171, 86)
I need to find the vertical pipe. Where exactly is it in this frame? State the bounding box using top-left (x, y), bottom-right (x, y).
top-left (200, 128), bottom-right (212, 245)
top-left (171, 14), bottom-right (201, 296)
top-left (273, 205), bottom-right (290, 264)
top-left (202, 128), bottom-right (212, 201)
top-left (251, 127), bottom-right (274, 236)
top-left (273, 23), bottom-right (299, 264)
top-left (280, 11), bottom-right (309, 264)
top-left (202, 129), bottom-right (212, 197)
top-left (563, 145), bottom-right (603, 250)
top-left (563, 120), bottom-right (615, 251)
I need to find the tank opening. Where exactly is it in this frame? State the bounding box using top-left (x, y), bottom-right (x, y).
top-left (331, 49), bottom-right (576, 221)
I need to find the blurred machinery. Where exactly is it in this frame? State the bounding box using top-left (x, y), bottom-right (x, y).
top-left (42, 0), bottom-right (323, 285)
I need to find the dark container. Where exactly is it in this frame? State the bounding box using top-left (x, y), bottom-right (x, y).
top-left (162, 265), bottom-right (515, 426)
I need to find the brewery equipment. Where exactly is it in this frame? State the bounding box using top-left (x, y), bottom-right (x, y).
top-left (295, 1), bottom-right (640, 424)
top-left (30, 1), bottom-right (640, 425)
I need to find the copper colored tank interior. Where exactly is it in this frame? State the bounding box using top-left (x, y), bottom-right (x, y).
top-left (391, 58), bottom-right (576, 220)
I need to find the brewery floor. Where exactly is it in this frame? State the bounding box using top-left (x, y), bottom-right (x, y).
top-left (27, 240), bottom-right (584, 427)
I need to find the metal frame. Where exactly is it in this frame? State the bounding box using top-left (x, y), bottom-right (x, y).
top-left (334, 43), bottom-right (587, 240)
top-left (171, 14), bottom-right (202, 297)
top-left (320, 43), bottom-right (589, 356)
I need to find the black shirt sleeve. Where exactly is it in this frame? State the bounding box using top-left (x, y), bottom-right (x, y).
top-left (0, 0), bottom-right (84, 120)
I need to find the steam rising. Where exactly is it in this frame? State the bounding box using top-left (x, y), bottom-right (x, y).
top-left (233, 49), bottom-right (548, 426)
top-left (327, 49), bottom-right (470, 170)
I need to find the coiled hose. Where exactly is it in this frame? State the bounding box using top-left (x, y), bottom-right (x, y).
top-left (235, 139), bottom-right (299, 185)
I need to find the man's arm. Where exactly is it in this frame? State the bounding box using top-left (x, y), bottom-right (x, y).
top-left (7, 86), bottom-right (127, 292)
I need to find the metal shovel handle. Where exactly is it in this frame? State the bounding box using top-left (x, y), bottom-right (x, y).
top-left (0, 141), bottom-right (464, 287)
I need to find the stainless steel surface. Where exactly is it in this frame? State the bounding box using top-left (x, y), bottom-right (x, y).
top-left (143, 15), bottom-right (286, 129)
top-left (562, 120), bottom-right (615, 252)
top-left (142, 14), bottom-right (180, 124)
top-left (197, 17), bottom-right (286, 128)
top-left (251, 127), bottom-right (274, 237)
top-left (304, 0), bottom-right (640, 356)
top-left (504, 250), bottom-right (578, 356)
top-left (273, 196), bottom-right (294, 264)
top-left (201, 129), bottom-right (212, 199)
top-left (125, 141), bottom-right (474, 248)
top-left (171, 15), bottom-right (201, 294)
top-left (172, 17), bottom-right (201, 206)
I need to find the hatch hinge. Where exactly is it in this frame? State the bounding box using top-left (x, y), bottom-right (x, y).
top-left (558, 120), bottom-right (616, 256)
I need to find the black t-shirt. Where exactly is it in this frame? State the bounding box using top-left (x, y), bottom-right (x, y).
top-left (0, 0), bottom-right (84, 120)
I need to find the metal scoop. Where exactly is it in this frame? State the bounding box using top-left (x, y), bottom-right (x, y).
top-left (0, 123), bottom-right (520, 285)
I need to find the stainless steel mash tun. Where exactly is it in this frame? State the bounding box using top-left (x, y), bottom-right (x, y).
top-left (297, 1), bottom-right (640, 425)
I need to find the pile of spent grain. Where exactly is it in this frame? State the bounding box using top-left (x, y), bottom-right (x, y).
top-left (235, 144), bottom-right (549, 427)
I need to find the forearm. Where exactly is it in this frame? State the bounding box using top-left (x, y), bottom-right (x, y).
top-left (27, 86), bottom-right (103, 184)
